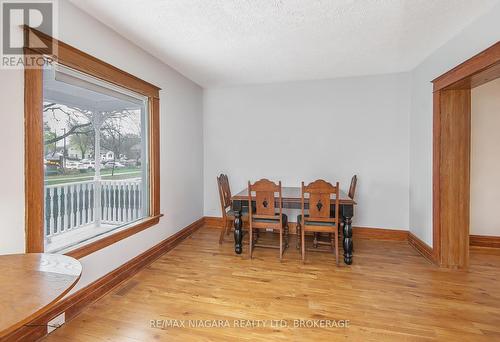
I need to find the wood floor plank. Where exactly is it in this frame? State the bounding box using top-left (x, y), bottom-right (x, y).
top-left (43, 226), bottom-right (500, 341)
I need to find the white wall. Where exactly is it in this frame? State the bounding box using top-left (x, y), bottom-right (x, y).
top-left (0, 0), bottom-right (204, 290)
top-left (0, 70), bottom-right (25, 254)
top-left (409, 3), bottom-right (500, 247)
top-left (470, 78), bottom-right (500, 236)
top-left (204, 73), bottom-right (411, 230)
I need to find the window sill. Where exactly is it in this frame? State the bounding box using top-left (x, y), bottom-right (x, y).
top-left (64, 214), bottom-right (163, 259)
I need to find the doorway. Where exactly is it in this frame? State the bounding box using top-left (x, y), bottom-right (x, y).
top-left (432, 42), bottom-right (500, 268)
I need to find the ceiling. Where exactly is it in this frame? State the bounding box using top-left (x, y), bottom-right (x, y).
top-left (69, 0), bottom-right (499, 87)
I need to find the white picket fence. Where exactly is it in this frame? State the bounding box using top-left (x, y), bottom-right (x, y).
top-left (44, 179), bottom-right (143, 238)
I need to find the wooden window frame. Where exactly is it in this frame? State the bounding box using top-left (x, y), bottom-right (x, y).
top-left (24, 27), bottom-right (162, 258)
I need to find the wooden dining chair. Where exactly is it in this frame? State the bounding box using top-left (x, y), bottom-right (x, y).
top-left (299, 180), bottom-right (340, 265)
top-left (296, 175), bottom-right (358, 250)
top-left (248, 179), bottom-right (289, 260)
top-left (345, 174), bottom-right (357, 251)
top-left (217, 173), bottom-right (248, 244)
top-left (348, 174), bottom-right (357, 200)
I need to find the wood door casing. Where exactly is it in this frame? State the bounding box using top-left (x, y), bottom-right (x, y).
top-left (431, 41), bottom-right (500, 268)
top-left (438, 89), bottom-right (471, 268)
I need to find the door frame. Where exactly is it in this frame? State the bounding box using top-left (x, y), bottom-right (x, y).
top-left (432, 41), bottom-right (500, 268)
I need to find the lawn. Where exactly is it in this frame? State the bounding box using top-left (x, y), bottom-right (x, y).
top-left (45, 167), bottom-right (142, 185)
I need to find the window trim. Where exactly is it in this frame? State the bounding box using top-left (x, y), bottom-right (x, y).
top-left (24, 27), bottom-right (162, 258)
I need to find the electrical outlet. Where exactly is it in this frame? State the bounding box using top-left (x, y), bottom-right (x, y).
top-left (47, 312), bottom-right (65, 334)
top-left (265, 228), bottom-right (274, 232)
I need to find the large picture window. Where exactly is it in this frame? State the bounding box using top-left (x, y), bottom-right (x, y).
top-left (25, 27), bottom-right (161, 258)
top-left (43, 64), bottom-right (150, 252)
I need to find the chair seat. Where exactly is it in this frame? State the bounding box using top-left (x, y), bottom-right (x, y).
top-left (254, 213), bottom-right (288, 224)
top-left (297, 214), bottom-right (335, 226)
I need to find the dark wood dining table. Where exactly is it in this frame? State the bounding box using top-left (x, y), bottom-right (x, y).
top-left (231, 186), bottom-right (356, 264)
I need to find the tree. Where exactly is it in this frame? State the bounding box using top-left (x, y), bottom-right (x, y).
top-left (44, 103), bottom-right (141, 176)
top-left (100, 118), bottom-right (124, 176)
top-left (100, 113), bottom-right (141, 175)
top-left (121, 133), bottom-right (141, 159)
top-left (43, 103), bottom-right (93, 146)
top-left (43, 122), bottom-right (57, 156)
top-left (69, 131), bottom-right (94, 159)
top-left (44, 103), bottom-right (137, 147)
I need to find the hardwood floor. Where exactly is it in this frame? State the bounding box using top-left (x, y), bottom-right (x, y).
top-left (44, 225), bottom-right (500, 341)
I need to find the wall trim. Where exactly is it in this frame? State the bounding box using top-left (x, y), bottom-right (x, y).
top-left (204, 216), bottom-right (224, 227)
top-left (470, 235), bottom-right (500, 248)
top-left (408, 232), bottom-right (436, 264)
top-left (352, 226), bottom-right (408, 241)
top-left (4, 217), bottom-right (204, 341)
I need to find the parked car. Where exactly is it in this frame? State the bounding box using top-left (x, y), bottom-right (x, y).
top-left (123, 159), bottom-right (138, 167)
top-left (104, 161), bottom-right (126, 169)
top-left (65, 160), bottom-right (81, 170)
top-left (78, 160), bottom-right (95, 171)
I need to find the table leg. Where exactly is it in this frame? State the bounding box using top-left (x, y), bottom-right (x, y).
top-left (234, 210), bottom-right (243, 254)
top-left (343, 214), bottom-right (353, 265)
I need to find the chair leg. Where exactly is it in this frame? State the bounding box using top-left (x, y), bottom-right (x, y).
top-left (249, 227), bottom-right (253, 259)
top-left (279, 228), bottom-right (283, 261)
top-left (296, 222), bottom-right (301, 250)
top-left (334, 231), bottom-right (339, 266)
top-left (313, 233), bottom-right (319, 248)
top-left (301, 227), bottom-right (306, 262)
top-left (285, 223), bottom-right (289, 249)
top-left (226, 218), bottom-right (233, 235)
top-left (219, 217), bottom-right (228, 244)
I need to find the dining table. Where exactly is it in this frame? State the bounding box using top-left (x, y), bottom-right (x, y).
top-left (231, 186), bottom-right (356, 264)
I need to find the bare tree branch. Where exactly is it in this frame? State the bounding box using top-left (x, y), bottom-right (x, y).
top-left (44, 123), bottom-right (92, 145)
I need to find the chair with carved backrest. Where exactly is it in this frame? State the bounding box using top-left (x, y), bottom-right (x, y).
top-left (248, 179), bottom-right (289, 260)
top-left (217, 174), bottom-right (248, 244)
top-left (346, 174), bottom-right (357, 251)
top-left (348, 175), bottom-right (357, 200)
top-left (296, 175), bottom-right (357, 251)
top-left (299, 180), bottom-right (340, 265)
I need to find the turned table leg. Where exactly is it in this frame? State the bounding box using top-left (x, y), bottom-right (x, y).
top-left (343, 214), bottom-right (353, 265)
top-left (234, 209), bottom-right (243, 254)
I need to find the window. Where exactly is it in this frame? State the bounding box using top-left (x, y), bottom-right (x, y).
top-left (25, 27), bottom-right (161, 258)
top-left (43, 64), bottom-right (150, 252)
